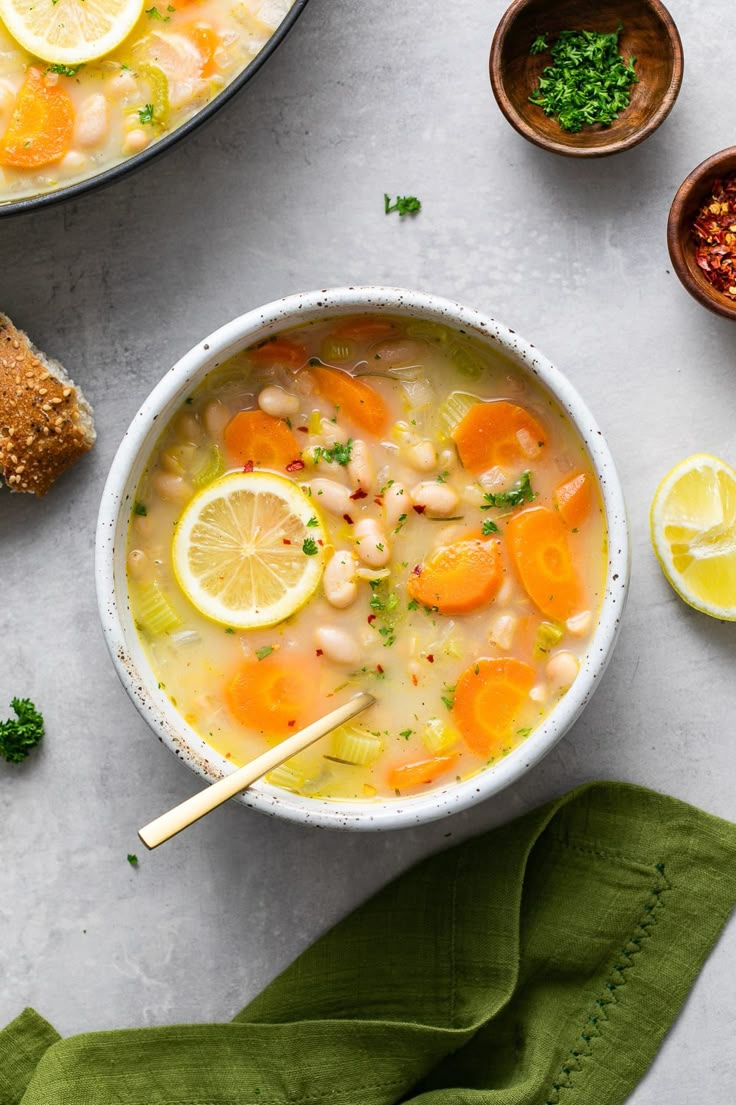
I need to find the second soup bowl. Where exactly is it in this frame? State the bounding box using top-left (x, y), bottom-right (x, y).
top-left (96, 287), bottom-right (629, 830)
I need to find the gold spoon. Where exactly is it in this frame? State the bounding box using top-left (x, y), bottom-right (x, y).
top-left (138, 692), bottom-right (375, 850)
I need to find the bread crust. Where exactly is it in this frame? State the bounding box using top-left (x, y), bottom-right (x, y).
top-left (0, 314), bottom-right (95, 496)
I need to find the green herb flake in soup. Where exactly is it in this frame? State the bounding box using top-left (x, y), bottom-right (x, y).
top-left (127, 315), bottom-right (607, 802)
top-left (0, 1), bottom-right (298, 202)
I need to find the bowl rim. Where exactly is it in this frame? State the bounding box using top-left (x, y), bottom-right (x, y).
top-left (489, 0), bottom-right (684, 159)
top-left (95, 286), bottom-right (630, 831)
top-left (667, 146), bottom-right (736, 321)
top-left (0, 0), bottom-right (310, 218)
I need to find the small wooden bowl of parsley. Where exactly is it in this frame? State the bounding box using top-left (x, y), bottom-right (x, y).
top-left (490, 0), bottom-right (683, 158)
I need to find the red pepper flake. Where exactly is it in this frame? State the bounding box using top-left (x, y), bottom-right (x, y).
top-left (426, 653), bottom-right (435, 663)
top-left (367, 614), bottom-right (377, 625)
top-left (412, 504), bottom-right (426, 514)
top-left (411, 673), bottom-right (418, 686)
top-left (411, 564), bottom-right (422, 576)
top-left (315, 648), bottom-right (324, 657)
top-left (297, 426), bottom-right (309, 433)
top-left (376, 663), bottom-right (384, 674)
top-left (343, 513), bottom-right (354, 525)
top-left (225, 751), bottom-right (232, 759)
top-left (282, 538), bottom-right (292, 545)
top-left (691, 175), bottom-right (736, 299)
top-left (243, 460), bottom-right (254, 472)
top-left (350, 488), bottom-right (367, 501)
top-left (286, 458), bottom-right (305, 472)
top-left (373, 497), bottom-right (383, 506)
top-left (317, 539), bottom-right (324, 545)
top-left (287, 720), bottom-right (296, 728)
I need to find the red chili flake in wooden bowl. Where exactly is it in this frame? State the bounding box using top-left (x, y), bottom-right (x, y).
top-left (691, 176), bottom-right (736, 299)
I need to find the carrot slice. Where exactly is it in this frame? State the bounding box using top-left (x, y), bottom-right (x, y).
top-left (452, 400), bottom-right (546, 474)
top-left (407, 538), bottom-right (503, 615)
top-left (226, 654), bottom-right (318, 736)
top-left (554, 471), bottom-right (592, 529)
top-left (0, 69), bottom-right (74, 169)
top-left (453, 657), bottom-right (535, 756)
top-left (387, 754), bottom-right (459, 792)
top-left (336, 318), bottom-right (397, 342)
top-left (224, 410), bottom-right (301, 469)
top-left (249, 339), bottom-right (307, 370)
top-left (308, 364), bottom-right (389, 435)
top-left (506, 506), bottom-right (582, 621)
top-left (186, 23), bottom-right (220, 76)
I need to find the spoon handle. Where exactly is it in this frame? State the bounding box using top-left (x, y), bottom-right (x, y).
top-left (138, 692), bottom-right (375, 850)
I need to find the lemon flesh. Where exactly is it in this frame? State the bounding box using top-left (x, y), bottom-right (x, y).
top-left (0, 0), bottom-right (144, 65)
top-left (650, 453), bottom-right (736, 620)
top-left (172, 471), bottom-right (327, 629)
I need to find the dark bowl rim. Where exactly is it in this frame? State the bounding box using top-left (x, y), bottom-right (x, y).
top-left (489, 0), bottom-right (684, 159)
top-left (667, 146), bottom-right (736, 321)
top-left (0, 0), bottom-right (311, 218)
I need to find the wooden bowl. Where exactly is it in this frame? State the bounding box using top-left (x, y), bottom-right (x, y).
top-left (490, 0), bottom-right (683, 158)
top-left (668, 148), bottom-right (736, 321)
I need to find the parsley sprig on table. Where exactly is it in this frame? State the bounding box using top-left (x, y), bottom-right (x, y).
top-left (0, 698), bottom-right (44, 764)
top-left (384, 194), bottom-right (421, 216)
top-left (529, 25), bottom-right (637, 133)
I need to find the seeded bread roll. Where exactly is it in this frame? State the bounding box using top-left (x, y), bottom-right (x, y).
top-left (0, 314), bottom-right (95, 496)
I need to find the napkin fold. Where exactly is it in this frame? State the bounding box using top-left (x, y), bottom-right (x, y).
top-left (2, 781), bottom-right (735, 1105)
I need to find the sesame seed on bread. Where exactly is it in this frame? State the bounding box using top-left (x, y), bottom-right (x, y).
top-left (0, 313), bottom-right (96, 496)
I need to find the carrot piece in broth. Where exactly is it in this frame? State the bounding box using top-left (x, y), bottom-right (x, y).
top-left (249, 339), bottom-right (307, 370)
top-left (453, 657), bottom-right (535, 757)
top-left (225, 654), bottom-right (318, 737)
top-left (407, 538), bottom-right (503, 615)
top-left (452, 400), bottom-right (546, 474)
top-left (554, 471), bottom-right (592, 529)
top-left (506, 506), bottom-right (582, 621)
top-left (224, 410), bottom-right (301, 469)
top-left (186, 24), bottom-right (220, 76)
top-left (308, 364), bottom-right (389, 435)
top-left (335, 318), bottom-right (397, 342)
top-left (0, 69), bottom-right (74, 169)
top-left (387, 754), bottom-right (459, 791)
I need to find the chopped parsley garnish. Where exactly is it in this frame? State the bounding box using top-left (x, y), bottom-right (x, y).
top-left (306, 516), bottom-right (319, 527)
top-left (302, 537), bottom-right (319, 556)
top-left (255, 645), bottom-right (275, 661)
top-left (436, 471), bottom-right (449, 483)
top-left (399, 729), bottom-right (413, 739)
top-left (529, 26), bottom-right (638, 133)
top-left (133, 501), bottom-right (147, 516)
top-left (47, 63), bottom-right (84, 77)
top-left (127, 854), bottom-right (139, 867)
top-left (393, 512), bottom-right (408, 534)
top-left (481, 471), bottom-right (536, 510)
top-left (313, 440), bottom-right (353, 466)
top-left (481, 519), bottom-right (500, 535)
top-left (517, 727), bottom-right (532, 738)
top-left (138, 103), bottom-right (155, 125)
top-left (225, 627), bottom-right (235, 634)
top-left (384, 193), bottom-right (422, 216)
top-left (407, 598), bottom-right (419, 611)
top-left (145, 4), bottom-right (167, 17)
top-left (440, 690), bottom-right (455, 711)
top-left (0, 698), bottom-right (44, 764)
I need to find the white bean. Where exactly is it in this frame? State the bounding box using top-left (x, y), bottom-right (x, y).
top-left (75, 94), bottom-right (109, 148)
top-left (320, 418), bottom-right (350, 445)
top-left (108, 70), bottom-right (138, 98)
top-left (494, 576), bottom-right (514, 606)
top-left (323, 550), bottom-right (358, 609)
top-left (258, 385), bottom-right (300, 419)
top-left (124, 128), bottom-right (150, 154)
top-left (175, 413), bottom-right (203, 444)
top-left (490, 613), bottom-right (517, 651)
top-left (309, 478), bottom-right (352, 516)
top-left (204, 400), bottom-right (230, 440)
top-left (410, 481), bottom-right (460, 518)
top-left (566, 610), bottom-right (593, 637)
top-left (354, 517), bottom-right (381, 538)
top-left (127, 548), bottom-right (150, 581)
top-left (59, 151), bottom-right (86, 174)
top-left (529, 683), bottom-right (548, 704)
top-left (383, 481), bottom-right (408, 527)
top-left (546, 651), bottom-right (580, 691)
top-left (347, 439), bottom-right (375, 492)
top-left (314, 626), bottom-right (360, 666)
top-left (405, 440), bottom-right (437, 472)
top-left (438, 447), bottom-right (457, 472)
top-left (354, 520), bottom-right (390, 568)
top-left (461, 483), bottom-right (486, 507)
top-left (152, 471), bottom-right (192, 505)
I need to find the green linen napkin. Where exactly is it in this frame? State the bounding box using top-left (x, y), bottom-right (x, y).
top-left (2, 781), bottom-right (735, 1105)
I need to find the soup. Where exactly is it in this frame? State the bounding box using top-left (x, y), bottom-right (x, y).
top-left (0, 0), bottom-right (295, 202)
top-left (127, 314), bottom-right (607, 800)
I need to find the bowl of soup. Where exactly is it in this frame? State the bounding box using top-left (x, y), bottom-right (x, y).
top-left (96, 287), bottom-right (629, 830)
top-left (0, 0), bottom-right (308, 213)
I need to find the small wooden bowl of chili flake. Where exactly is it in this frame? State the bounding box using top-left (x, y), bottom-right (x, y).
top-left (668, 149), bottom-right (736, 321)
top-left (490, 0), bottom-right (683, 158)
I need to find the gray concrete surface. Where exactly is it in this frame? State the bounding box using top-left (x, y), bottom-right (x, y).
top-left (1, 0), bottom-right (734, 1098)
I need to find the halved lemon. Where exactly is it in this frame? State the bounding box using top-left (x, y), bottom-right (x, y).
top-left (172, 471), bottom-right (327, 629)
top-left (650, 453), bottom-right (736, 620)
top-left (0, 0), bottom-right (144, 65)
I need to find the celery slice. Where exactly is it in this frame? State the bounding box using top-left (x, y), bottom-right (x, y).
top-left (321, 337), bottom-right (356, 363)
top-left (330, 726), bottom-right (382, 766)
top-left (138, 64), bottom-right (170, 129)
top-left (266, 761), bottom-right (306, 791)
top-left (449, 343), bottom-right (485, 379)
top-left (533, 621), bottom-right (565, 659)
top-left (135, 581), bottom-right (182, 636)
top-left (422, 718), bottom-right (459, 755)
top-left (437, 391), bottom-right (480, 435)
top-left (405, 320), bottom-right (451, 344)
top-left (192, 445), bottom-right (225, 489)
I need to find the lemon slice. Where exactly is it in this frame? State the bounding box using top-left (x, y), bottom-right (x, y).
top-left (0, 0), bottom-right (144, 65)
top-left (172, 471), bottom-right (327, 629)
top-left (650, 453), bottom-right (736, 620)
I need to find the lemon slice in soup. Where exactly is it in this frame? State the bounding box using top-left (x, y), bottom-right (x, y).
top-left (650, 453), bottom-right (736, 621)
top-left (172, 471), bottom-right (327, 629)
top-left (0, 0), bottom-right (144, 65)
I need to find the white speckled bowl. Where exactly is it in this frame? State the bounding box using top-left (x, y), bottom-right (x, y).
top-left (96, 287), bottom-right (629, 831)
